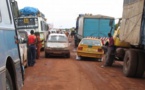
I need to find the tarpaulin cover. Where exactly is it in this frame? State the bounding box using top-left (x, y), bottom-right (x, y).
top-left (20, 7), bottom-right (39, 16)
top-left (120, 0), bottom-right (144, 45)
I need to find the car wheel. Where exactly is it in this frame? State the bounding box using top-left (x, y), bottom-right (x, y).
top-left (6, 69), bottom-right (14, 90)
top-left (45, 52), bottom-right (49, 58)
top-left (66, 53), bottom-right (70, 58)
top-left (98, 58), bottom-right (102, 62)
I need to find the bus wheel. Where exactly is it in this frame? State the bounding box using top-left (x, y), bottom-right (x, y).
top-left (123, 50), bottom-right (138, 77)
top-left (135, 51), bottom-right (145, 77)
top-left (6, 69), bottom-right (13, 90)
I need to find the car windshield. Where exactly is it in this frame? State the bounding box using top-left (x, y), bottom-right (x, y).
top-left (80, 39), bottom-right (101, 46)
top-left (48, 35), bottom-right (67, 42)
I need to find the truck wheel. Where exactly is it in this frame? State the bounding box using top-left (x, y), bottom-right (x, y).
top-left (135, 51), bottom-right (145, 77)
top-left (123, 50), bottom-right (138, 77)
top-left (116, 48), bottom-right (125, 60)
top-left (6, 69), bottom-right (14, 90)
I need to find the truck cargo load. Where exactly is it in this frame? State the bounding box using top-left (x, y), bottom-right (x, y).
top-left (19, 6), bottom-right (45, 18)
top-left (120, 0), bottom-right (144, 45)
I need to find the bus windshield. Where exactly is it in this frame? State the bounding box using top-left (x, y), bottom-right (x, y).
top-left (16, 17), bottom-right (38, 29)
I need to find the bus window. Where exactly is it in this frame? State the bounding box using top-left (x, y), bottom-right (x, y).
top-left (18, 18), bottom-right (36, 26)
top-left (0, 0), bottom-right (11, 24)
top-left (0, 10), bottom-right (1, 22)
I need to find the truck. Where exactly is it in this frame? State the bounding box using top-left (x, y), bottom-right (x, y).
top-left (15, 7), bottom-right (49, 49)
top-left (112, 0), bottom-right (145, 78)
top-left (75, 14), bottom-right (115, 47)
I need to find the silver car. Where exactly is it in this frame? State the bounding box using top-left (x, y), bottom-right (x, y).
top-left (44, 33), bottom-right (70, 58)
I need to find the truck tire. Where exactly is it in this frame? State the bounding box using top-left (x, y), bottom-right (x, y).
top-left (6, 69), bottom-right (14, 90)
top-left (135, 51), bottom-right (145, 77)
top-left (116, 48), bottom-right (125, 60)
top-left (123, 50), bottom-right (138, 77)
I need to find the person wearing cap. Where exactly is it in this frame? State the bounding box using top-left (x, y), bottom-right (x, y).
top-left (101, 33), bottom-right (115, 67)
top-left (27, 30), bottom-right (37, 66)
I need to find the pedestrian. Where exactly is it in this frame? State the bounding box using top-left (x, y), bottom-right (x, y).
top-left (35, 32), bottom-right (43, 59)
top-left (27, 30), bottom-right (37, 66)
top-left (65, 31), bottom-right (69, 37)
top-left (71, 29), bottom-right (75, 38)
top-left (101, 33), bottom-right (115, 67)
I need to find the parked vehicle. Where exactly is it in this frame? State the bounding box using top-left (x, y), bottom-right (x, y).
top-left (44, 33), bottom-right (70, 58)
top-left (77, 37), bottom-right (104, 60)
top-left (112, 0), bottom-right (145, 78)
top-left (18, 30), bottom-right (29, 68)
top-left (0, 0), bottom-right (23, 90)
top-left (75, 14), bottom-right (115, 47)
top-left (15, 7), bottom-right (49, 49)
top-left (49, 29), bottom-right (57, 34)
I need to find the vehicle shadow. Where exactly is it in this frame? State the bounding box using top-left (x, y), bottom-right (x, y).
top-left (78, 57), bottom-right (101, 62)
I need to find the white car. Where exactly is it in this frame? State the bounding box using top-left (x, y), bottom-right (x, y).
top-left (44, 33), bottom-right (70, 58)
top-left (49, 29), bottom-right (57, 34)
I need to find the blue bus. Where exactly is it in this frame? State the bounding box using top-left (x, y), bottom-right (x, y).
top-left (0, 0), bottom-right (23, 90)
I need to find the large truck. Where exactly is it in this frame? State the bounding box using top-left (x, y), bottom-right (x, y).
top-left (113, 0), bottom-right (145, 78)
top-left (75, 14), bottom-right (115, 47)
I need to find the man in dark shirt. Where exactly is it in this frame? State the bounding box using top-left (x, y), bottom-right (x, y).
top-left (101, 33), bottom-right (115, 67)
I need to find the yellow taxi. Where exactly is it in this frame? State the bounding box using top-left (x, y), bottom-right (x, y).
top-left (77, 37), bottom-right (104, 59)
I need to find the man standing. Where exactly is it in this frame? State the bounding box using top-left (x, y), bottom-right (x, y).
top-left (28, 30), bottom-right (37, 66)
top-left (101, 33), bottom-right (115, 67)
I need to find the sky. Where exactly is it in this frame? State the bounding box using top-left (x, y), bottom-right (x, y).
top-left (16, 0), bottom-right (123, 29)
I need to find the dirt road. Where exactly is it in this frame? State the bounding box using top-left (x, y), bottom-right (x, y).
top-left (22, 38), bottom-right (145, 90)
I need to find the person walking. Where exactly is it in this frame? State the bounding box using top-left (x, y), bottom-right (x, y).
top-left (35, 32), bottom-right (43, 59)
top-left (27, 30), bottom-right (37, 66)
top-left (101, 33), bottom-right (115, 67)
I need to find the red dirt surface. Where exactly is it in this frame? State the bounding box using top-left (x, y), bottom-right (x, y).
top-left (22, 38), bottom-right (145, 90)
